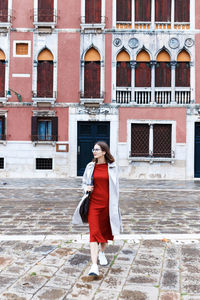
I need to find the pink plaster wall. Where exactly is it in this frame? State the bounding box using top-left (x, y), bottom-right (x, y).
top-left (196, 0), bottom-right (200, 29)
top-left (57, 0), bottom-right (80, 29)
top-left (12, 0), bottom-right (33, 28)
top-left (7, 108), bottom-right (32, 140)
top-left (9, 32), bottom-right (33, 102)
top-left (106, 0), bottom-right (113, 29)
top-left (195, 35), bottom-right (200, 103)
top-left (57, 33), bottom-right (80, 102)
top-left (119, 107), bottom-right (187, 143)
top-left (56, 108), bottom-right (69, 141)
top-left (104, 34), bottom-right (112, 103)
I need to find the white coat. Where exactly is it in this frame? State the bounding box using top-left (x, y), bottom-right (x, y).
top-left (72, 161), bottom-right (122, 235)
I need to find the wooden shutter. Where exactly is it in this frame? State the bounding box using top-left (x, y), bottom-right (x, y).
top-left (31, 116), bottom-right (38, 141)
top-left (37, 61), bottom-right (53, 98)
top-left (155, 0), bottom-right (171, 22)
top-left (85, 0), bottom-right (101, 23)
top-left (135, 63), bottom-right (151, 87)
top-left (155, 62), bottom-right (171, 87)
top-left (0, 60), bottom-right (5, 97)
top-left (131, 124), bottom-right (149, 157)
top-left (0, 0), bottom-right (8, 22)
top-left (52, 117), bottom-right (58, 141)
top-left (175, 62), bottom-right (190, 87)
top-left (175, 0), bottom-right (189, 22)
top-left (84, 61), bottom-right (100, 98)
top-left (135, 0), bottom-right (151, 22)
top-left (117, 62), bottom-right (131, 87)
top-left (117, 0), bottom-right (131, 22)
top-left (38, 0), bottom-right (54, 22)
top-left (153, 124), bottom-right (171, 157)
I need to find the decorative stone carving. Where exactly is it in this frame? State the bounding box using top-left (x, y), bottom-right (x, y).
top-left (33, 110), bottom-right (56, 117)
top-left (77, 106), bottom-right (111, 115)
top-left (185, 38), bottom-right (194, 48)
top-left (128, 38), bottom-right (139, 49)
top-left (113, 38), bottom-right (122, 47)
top-left (169, 38), bottom-right (180, 49)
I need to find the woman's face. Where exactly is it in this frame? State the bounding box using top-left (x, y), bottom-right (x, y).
top-left (92, 144), bottom-right (106, 159)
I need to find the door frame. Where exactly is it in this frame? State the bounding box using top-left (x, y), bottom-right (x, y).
top-left (68, 107), bottom-right (118, 177)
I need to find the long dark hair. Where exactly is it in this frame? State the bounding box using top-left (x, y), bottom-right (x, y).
top-left (92, 141), bottom-right (115, 164)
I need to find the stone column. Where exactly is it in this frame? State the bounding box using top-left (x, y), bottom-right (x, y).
top-left (150, 61), bottom-right (156, 104)
top-left (170, 61), bottom-right (177, 104)
top-left (130, 60), bottom-right (137, 103)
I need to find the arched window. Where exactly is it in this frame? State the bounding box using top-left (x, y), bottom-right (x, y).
top-left (38, 0), bottom-right (54, 22)
top-left (156, 50), bottom-right (171, 87)
top-left (0, 0), bottom-right (8, 22)
top-left (37, 49), bottom-right (54, 98)
top-left (85, 0), bottom-right (101, 23)
top-left (0, 50), bottom-right (6, 97)
top-left (116, 50), bottom-right (131, 87)
top-left (176, 50), bottom-right (190, 87)
top-left (84, 48), bottom-right (101, 98)
top-left (135, 50), bottom-right (151, 87)
top-left (117, 0), bottom-right (131, 22)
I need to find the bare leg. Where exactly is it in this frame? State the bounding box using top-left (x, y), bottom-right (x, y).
top-left (90, 242), bottom-right (99, 264)
top-left (100, 243), bottom-right (107, 252)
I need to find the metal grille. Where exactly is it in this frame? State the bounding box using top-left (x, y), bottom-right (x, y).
top-left (36, 158), bottom-right (52, 170)
top-left (131, 124), bottom-right (149, 157)
top-left (153, 124), bottom-right (171, 157)
top-left (0, 158), bottom-right (4, 169)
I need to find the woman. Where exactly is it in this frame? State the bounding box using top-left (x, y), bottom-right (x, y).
top-left (72, 141), bottom-right (122, 276)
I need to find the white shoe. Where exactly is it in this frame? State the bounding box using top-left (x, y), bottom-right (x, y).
top-left (98, 251), bottom-right (108, 266)
top-left (88, 263), bottom-right (99, 276)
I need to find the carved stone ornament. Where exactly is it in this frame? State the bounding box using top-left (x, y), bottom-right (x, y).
top-left (128, 38), bottom-right (139, 49)
top-left (185, 38), bottom-right (194, 48)
top-left (169, 38), bottom-right (180, 49)
top-left (77, 106), bottom-right (110, 115)
top-left (113, 38), bottom-right (122, 47)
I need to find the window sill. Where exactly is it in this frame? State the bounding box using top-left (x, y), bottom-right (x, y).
top-left (0, 22), bottom-right (11, 30)
top-left (0, 97), bottom-right (7, 103)
top-left (0, 140), bottom-right (6, 145)
top-left (33, 141), bottom-right (56, 147)
top-left (33, 22), bottom-right (56, 29)
top-left (128, 157), bottom-right (175, 164)
top-left (32, 97), bottom-right (56, 106)
top-left (80, 98), bottom-right (104, 105)
top-left (80, 23), bottom-right (105, 31)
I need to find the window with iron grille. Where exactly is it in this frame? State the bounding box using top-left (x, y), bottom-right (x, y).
top-left (131, 123), bottom-right (172, 158)
top-left (36, 158), bottom-right (52, 170)
top-left (0, 158), bottom-right (4, 169)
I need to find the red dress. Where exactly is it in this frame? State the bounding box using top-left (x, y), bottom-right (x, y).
top-left (88, 163), bottom-right (113, 243)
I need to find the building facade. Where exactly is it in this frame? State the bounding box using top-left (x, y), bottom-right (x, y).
top-left (0, 0), bottom-right (199, 179)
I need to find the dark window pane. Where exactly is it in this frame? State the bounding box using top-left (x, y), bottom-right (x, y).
top-left (84, 61), bottom-right (100, 98)
top-left (0, 157), bottom-right (4, 169)
top-left (38, 0), bottom-right (54, 22)
top-left (37, 61), bottom-right (53, 98)
top-left (0, 60), bottom-right (5, 97)
top-left (131, 124), bottom-right (149, 157)
top-left (153, 124), bottom-right (171, 157)
top-left (0, 0), bottom-right (8, 22)
top-left (85, 0), bottom-right (101, 23)
top-left (117, 62), bottom-right (131, 87)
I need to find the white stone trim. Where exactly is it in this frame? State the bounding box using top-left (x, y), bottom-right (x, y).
top-left (13, 40), bottom-right (31, 58)
top-left (112, 0), bottom-right (116, 28)
top-left (12, 74), bottom-right (30, 78)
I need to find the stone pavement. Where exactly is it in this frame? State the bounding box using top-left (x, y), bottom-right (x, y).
top-left (0, 178), bottom-right (200, 299)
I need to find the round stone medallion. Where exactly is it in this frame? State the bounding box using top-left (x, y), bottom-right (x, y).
top-left (169, 38), bottom-right (180, 49)
top-left (128, 38), bottom-right (139, 49)
top-left (113, 38), bottom-right (122, 47)
top-left (185, 38), bottom-right (194, 47)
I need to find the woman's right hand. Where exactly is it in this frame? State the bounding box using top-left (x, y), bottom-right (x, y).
top-left (86, 185), bottom-right (94, 193)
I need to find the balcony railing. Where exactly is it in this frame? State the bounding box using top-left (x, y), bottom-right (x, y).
top-left (32, 135), bottom-right (57, 142)
top-left (155, 89), bottom-right (171, 104)
top-left (134, 22), bottom-right (151, 30)
top-left (175, 88), bottom-right (191, 104)
top-left (116, 21), bottom-right (132, 29)
top-left (0, 9), bottom-right (12, 25)
top-left (135, 88), bottom-right (151, 104)
top-left (116, 21), bottom-right (190, 30)
top-left (32, 8), bottom-right (57, 27)
top-left (155, 22), bottom-right (171, 29)
top-left (116, 88), bottom-right (131, 103)
top-left (80, 91), bottom-right (104, 99)
top-left (80, 16), bottom-right (106, 30)
top-left (174, 22), bottom-right (190, 30)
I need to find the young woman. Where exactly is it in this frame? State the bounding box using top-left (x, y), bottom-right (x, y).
top-left (72, 141), bottom-right (122, 276)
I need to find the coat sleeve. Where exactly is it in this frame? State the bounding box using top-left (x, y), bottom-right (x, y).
top-left (82, 164), bottom-right (89, 193)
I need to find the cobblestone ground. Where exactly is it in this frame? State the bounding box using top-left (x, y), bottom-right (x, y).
top-left (0, 179), bottom-right (200, 299)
